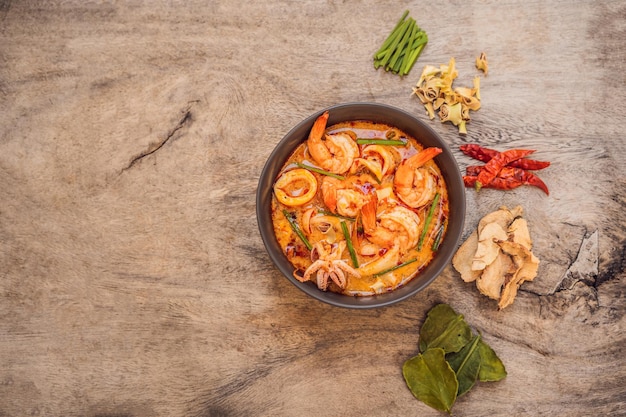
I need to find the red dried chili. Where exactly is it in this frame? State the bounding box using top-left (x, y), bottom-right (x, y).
top-left (460, 144), bottom-right (550, 170)
top-left (464, 166), bottom-right (549, 195)
top-left (475, 149), bottom-right (535, 191)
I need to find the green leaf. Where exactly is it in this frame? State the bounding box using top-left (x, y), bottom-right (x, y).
top-left (446, 335), bottom-right (482, 397)
top-left (402, 348), bottom-right (458, 413)
top-left (477, 339), bottom-right (507, 382)
top-left (419, 304), bottom-right (473, 354)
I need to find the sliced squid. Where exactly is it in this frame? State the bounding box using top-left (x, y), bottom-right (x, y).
top-left (273, 168), bottom-right (318, 207)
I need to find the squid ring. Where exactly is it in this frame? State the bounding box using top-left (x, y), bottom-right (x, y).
top-left (273, 168), bottom-right (318, 206)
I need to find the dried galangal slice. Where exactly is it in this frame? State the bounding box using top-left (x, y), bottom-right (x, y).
top-left (452, 205), bottom-right (539, 309)
top-left (497, 240), bottom-right (540, 310)
top-left (452, 230), bottom-right (481, 282)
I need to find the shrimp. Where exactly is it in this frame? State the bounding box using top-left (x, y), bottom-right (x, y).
top-left (320, 175), bottom-right (374, 218)
top-left (307, 111), bottom-right (359, 175)
top-left (393, 147), bottom-right (443, 208)
top-left (361, 193), bottom-right (421, 252)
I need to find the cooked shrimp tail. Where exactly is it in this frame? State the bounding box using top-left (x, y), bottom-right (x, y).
top-left (308, 111), bottom-right (330, 143)
top-left (393, 147), bottom-right (443, 208)
top-left (403, 147), bottom-right (442, 171)
top-left (307, 111), bottom-right (359, 175)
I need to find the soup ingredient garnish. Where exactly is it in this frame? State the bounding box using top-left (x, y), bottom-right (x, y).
top-left (460, 144), bottom-right (550, 194)
top-left (417, 192), bottom-right (440, 250)
top-left (393, 147), bottom-right (443, 208)
top-left (273, 168), bottom-right (318, 206)
top-left (282, 210), bottom-right (312, 250)
top-left (403, 304), bottom-right (506, 413)
top-left (307, 111), bottom-right (359, 175)
top-left (294, 241), bottom-right (360, 291)
top-left (452, 206), bottom-right (540, 309)
top-left (373, 10), bottom-right (428, 76)
top-left (412, 57), bottom-right (483, 134)
top-left (356, 138), bottom-right (406, 146)
top-left (372, 257), bottom-right (417, 277)
top-left (431, 224), bottom-right (445, 251)
top-left (475, 52), bottom-right (489, 75)
top-left (340, 221), bottom-right (359, 268)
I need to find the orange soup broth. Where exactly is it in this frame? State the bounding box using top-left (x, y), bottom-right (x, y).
top-left (271, 120), bottom-right (449, 296)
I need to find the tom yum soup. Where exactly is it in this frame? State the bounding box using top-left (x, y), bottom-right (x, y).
top-left (271, 111), bottom-right (449, 296)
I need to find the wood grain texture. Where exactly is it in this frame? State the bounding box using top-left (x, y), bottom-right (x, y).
top-left (0, 1), bottom-right (624, 416)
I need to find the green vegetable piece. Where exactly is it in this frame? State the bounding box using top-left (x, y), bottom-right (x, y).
top-left (372, 257), bottom-right (417, 277)
top-left (403, 348), bottom-right (458, 413)
top-left (417, 192), bottom-right (440, 250)
top-left (356, 138), bottom-right (406, 146)
top-left (295, 162), bottom-right (345, 180)
top-left (431, 224), bottom-right (445, 251)
top-left (378, 19), bottom-right (411, 68)
top-left (419, 304), bottom-right (473, 354)
top-left (388, 18), bottom-right (415, 70)
top-left (478, 339), bottom-right (508, 382)
top-left (282, 210), bottom-right (312, 251)
top-left (340, 221), bottom-right (359, 268)
top-left (374, 10), bottom-right (409, 58)
top-left (446, 334), bottom-right (482, 397)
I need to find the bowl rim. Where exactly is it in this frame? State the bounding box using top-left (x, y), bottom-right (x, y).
top-left (256, 102), bottom-right (466, 309)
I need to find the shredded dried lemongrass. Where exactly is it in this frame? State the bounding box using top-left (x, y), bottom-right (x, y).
top-left (411, 57), bottom-right (485, 134)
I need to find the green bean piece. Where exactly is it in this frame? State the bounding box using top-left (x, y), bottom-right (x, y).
top-left (432, 224), bottom-right (445, 251)
top-left (282, 209), bottom-right (312, 251)
top-left (388, 18), bottom-right (415, 71)
top-left (374, 10), bottom-right (409, 57)
top-left (356, 138), bottom-right (407, 146)
top-left (295, 162), bottom-right (345, 180)
top-left (373, 258), bottom-right (418, 277)
top-left (417, 192), bottom-right (441, 250)
top-left (403, 43), bottom-right (426, 76)
top-left (341, 221), bottom-right (359, 268)
top-left (374, 10), bottom-right (428, 76)
top-left (378, 19), bottom-right (411, 69)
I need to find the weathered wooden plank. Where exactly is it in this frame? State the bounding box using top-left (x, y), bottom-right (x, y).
top-left (0, 1), bottom-right (624, 416)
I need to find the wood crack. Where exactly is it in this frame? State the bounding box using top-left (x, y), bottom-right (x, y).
top-left (121, 102), bottom-right (195, 172)
top-left (551, 229), bottom-right (599, 294)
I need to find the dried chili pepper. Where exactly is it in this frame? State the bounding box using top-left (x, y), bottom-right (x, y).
top-left (464, 174), bottom-right (526, 192)
top-left (497, 166), bottom-right (550, 195)
top-left (460, 144), bottom-right (550, 170)
top-left (464, 166), bottom-right (549, 195)
top-left (475, 149), bottom-right (535, 191)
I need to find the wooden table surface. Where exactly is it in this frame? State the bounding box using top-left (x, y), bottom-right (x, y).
top-left (1, 1), bottom-right (624, 416)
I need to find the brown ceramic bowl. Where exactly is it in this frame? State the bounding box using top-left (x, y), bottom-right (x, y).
top-left (256, 103), bottom-right (466, 308)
